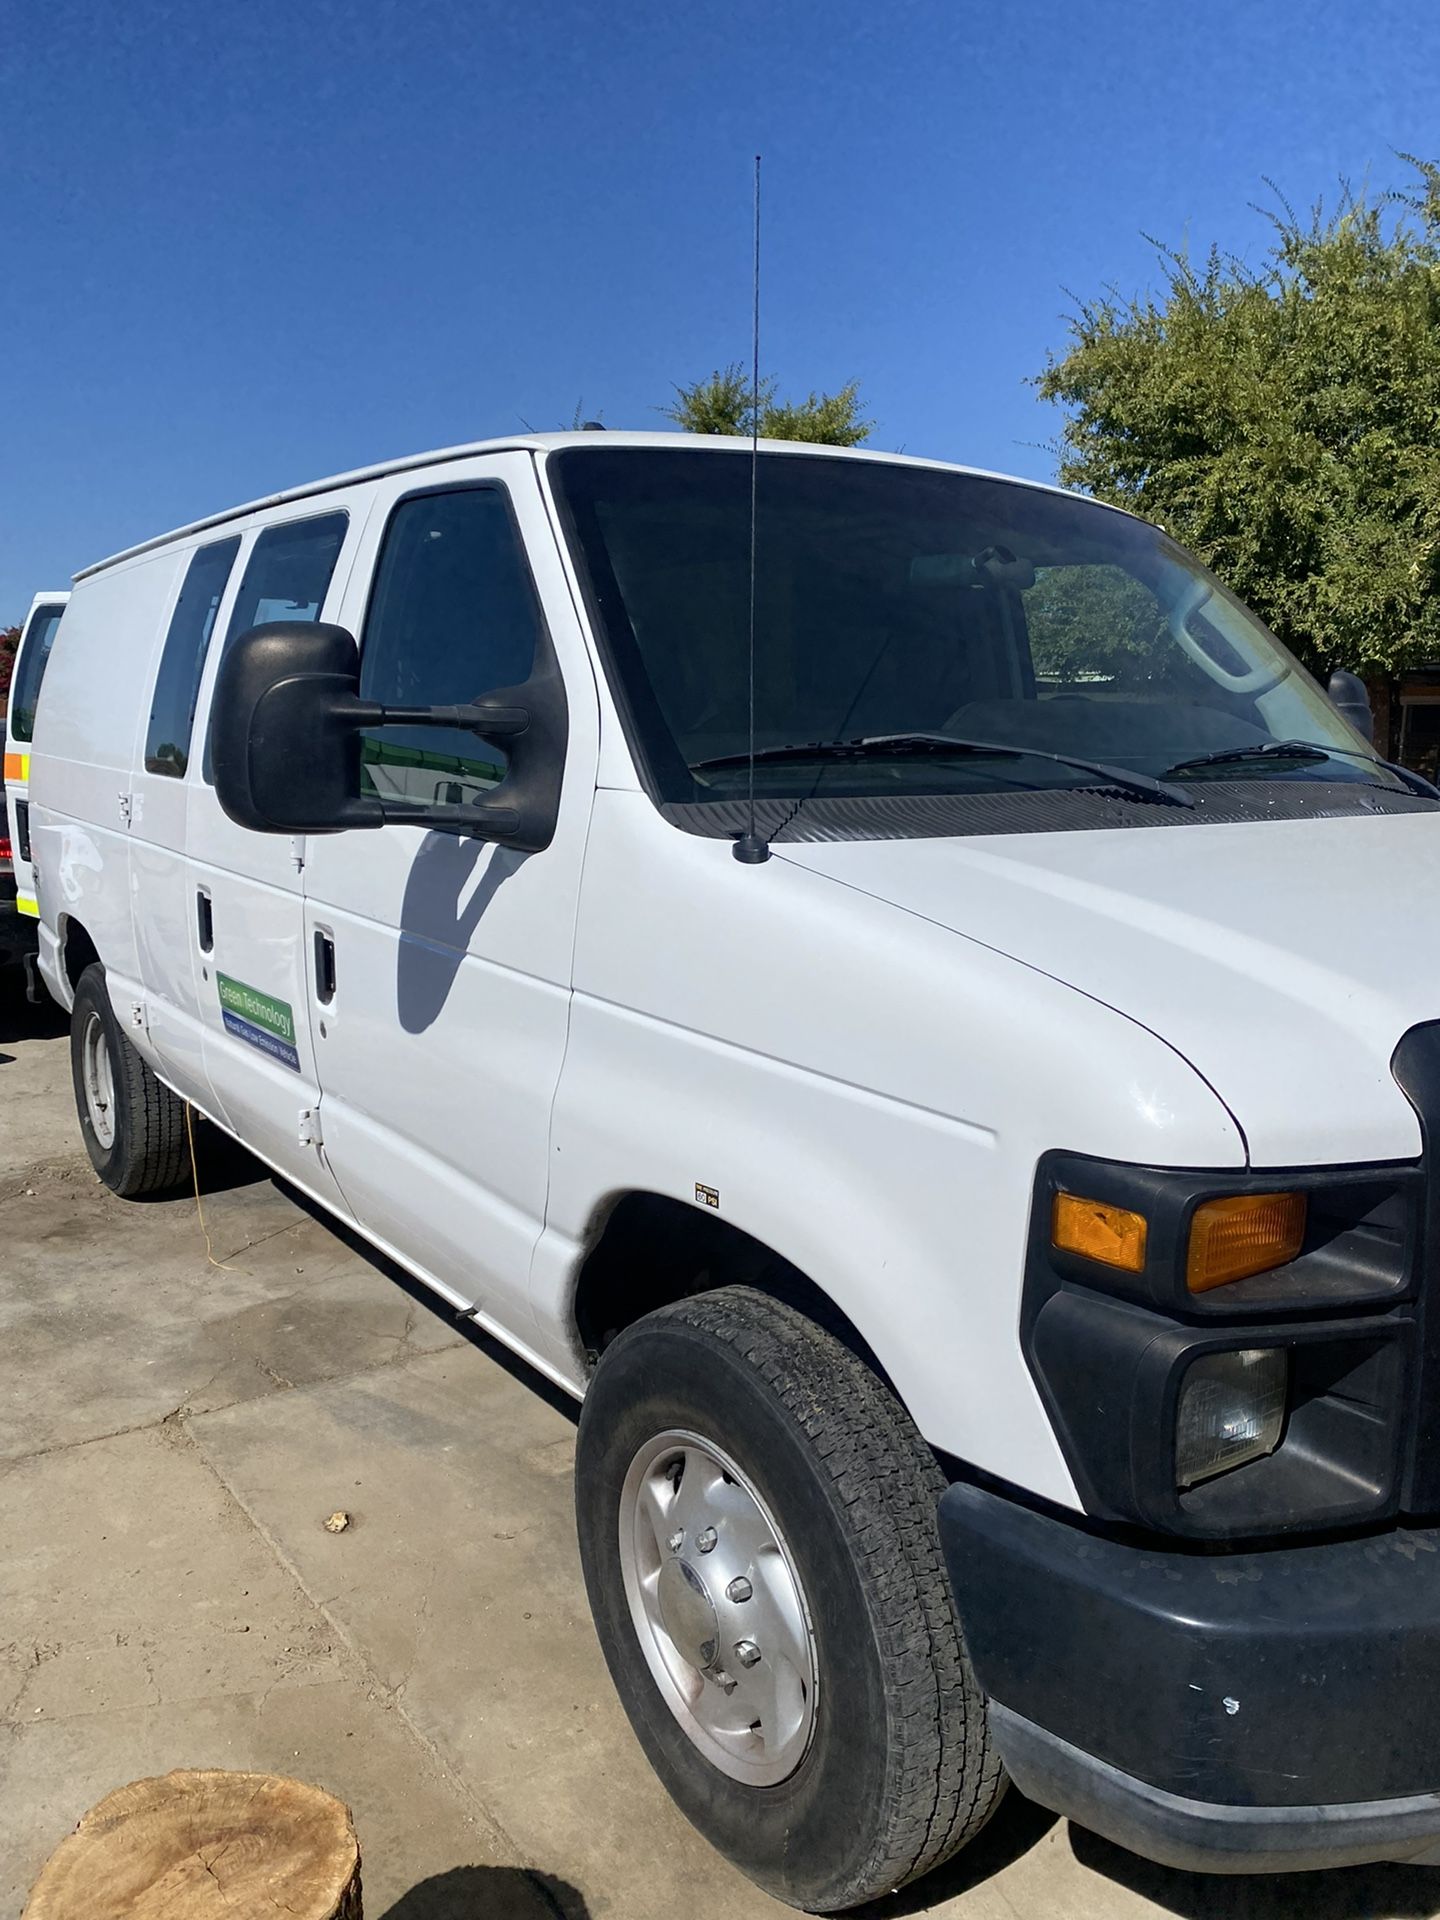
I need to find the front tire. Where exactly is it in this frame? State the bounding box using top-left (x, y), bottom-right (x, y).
top-left (70, 963), bottom-right (188, 1197)
top-left (575, 1287), bottom-right (1003, 1911)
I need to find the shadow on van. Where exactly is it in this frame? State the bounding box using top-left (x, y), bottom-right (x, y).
top-left (396, 837), bottom-right (528, 1035)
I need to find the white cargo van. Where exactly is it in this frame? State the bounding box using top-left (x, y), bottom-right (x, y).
top-left (3, 590), bottom-right (68, 972)
top-left (27, 433), bottom-right (1440, 1904)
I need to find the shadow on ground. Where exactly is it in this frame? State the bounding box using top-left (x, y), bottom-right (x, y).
top-left (0, 980), bottom-right (67, 1047)
top-left (1071, 1824), bottom-right (1440, 1920)
top-left (184, 1114), bottom-right (273, 1197)
top-left (859, 1788), bottom-right (1440, 1920)
top-left (380, 1867), bottom-right (589, 1920)
top-left (284, 1183), bottom-right (582, 1424)
top-left (861, 1791), bottom-right (1059, 1916)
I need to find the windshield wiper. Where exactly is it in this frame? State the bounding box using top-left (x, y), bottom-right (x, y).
top-left (694, 731), bottom-right (1195, 808)
top-left (1165, 739), bottom-right (1440, 798)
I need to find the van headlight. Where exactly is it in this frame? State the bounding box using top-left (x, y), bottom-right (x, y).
top-left (1024, 1152), bottom-right (1417, 1538)
top-left (1175, 1347), bottom-right (1288, 1488)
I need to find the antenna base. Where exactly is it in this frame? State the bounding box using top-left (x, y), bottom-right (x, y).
top-left (733, 832), bottom-right (771, 865)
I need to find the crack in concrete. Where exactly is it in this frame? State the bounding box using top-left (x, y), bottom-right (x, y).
top-left (0, 1326), bottom-right (464, 1471)
top-left (184, 1427), bottom-right (533, 1870)
top-left (393, 1578), bottom-right (434, 1701)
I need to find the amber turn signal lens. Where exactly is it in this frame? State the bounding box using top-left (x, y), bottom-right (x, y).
top-left (1186, 1192), bottom-right (1306, 1293)
top-left (1051, 1192), bottom-right (1148, 1272)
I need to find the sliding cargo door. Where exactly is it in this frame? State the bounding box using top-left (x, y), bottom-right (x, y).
top-left (185, 504), bottom-right (366, 1210)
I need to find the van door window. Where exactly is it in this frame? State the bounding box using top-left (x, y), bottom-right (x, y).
top-left (358, 487), bottom-right (541, 813)
top-left (8, 602), bottom-right (67, 743)
top-left (144, 537), bottom-right (241, 776)
top-left (203, 511), bottom-right (348, 780)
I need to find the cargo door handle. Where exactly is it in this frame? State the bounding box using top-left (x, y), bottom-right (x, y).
top-left (314, 930), bottom-right (336, 1006)
top-left (196, 889), bottom-right (214, 953)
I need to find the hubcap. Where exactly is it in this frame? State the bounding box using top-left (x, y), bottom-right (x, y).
top-left (81, 1012), bottom-right (117, 1149)
top-left (619, 1429), bottom-right (818, 1785)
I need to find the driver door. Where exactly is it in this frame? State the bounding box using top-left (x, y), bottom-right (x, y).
top-left (298, 453), bottom-right (597, 1340)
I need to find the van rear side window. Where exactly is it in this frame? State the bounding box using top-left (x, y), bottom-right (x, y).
top-left (203, 511), bottom-right (348, 781)
top-left (144, 537), bottom-right (241, 776)
top-left (9, 602), bottom-right (67, 743)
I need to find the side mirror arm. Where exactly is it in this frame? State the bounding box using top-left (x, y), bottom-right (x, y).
top-left (362, 699), bottom-right (532, 739)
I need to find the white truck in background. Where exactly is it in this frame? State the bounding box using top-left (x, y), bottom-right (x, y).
top-left (2, 590), bottom-right (67, 981)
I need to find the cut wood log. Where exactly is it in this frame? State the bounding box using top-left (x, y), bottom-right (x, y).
top-left (23, 1769), bottom-right (362, 1919)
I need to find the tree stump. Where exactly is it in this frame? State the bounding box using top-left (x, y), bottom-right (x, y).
top-left (23, 1770), bottom-right (362, 1919)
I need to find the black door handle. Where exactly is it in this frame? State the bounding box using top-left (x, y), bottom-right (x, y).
top-left (196, 889), bottom-right (214, 953)
top-left (314, 930), bottom-right (336, 1005)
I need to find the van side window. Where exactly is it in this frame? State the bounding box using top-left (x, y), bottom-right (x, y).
top-left (358, 487), bottom-right (541, 812)
top-left (9, 602), bottom-right (67, 743)
top-left (144, 538), bottom-right (241, 776)
top-left (203, 510), bottom-right (349, 780)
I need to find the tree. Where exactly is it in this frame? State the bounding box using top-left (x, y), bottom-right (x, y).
top-left (0, 624), bottom-right (19, 703)
top-left (1036, 158), bottom-right (1440, 678)
top-left (664, 364), bottom-right (872, 445)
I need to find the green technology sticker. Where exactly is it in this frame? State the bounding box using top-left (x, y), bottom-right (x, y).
top-left (217, 972), bottom-right (300, 1072)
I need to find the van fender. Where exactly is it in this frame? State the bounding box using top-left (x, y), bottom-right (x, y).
top-left (534, 992), bottom-right (1088, 1509)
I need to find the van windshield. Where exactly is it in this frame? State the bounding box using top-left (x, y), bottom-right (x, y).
top-left (551, 448), bottom-right (1404, 818)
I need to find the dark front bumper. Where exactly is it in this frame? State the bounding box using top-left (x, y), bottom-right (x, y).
top-left (940, 1481), bottom-right (1440, 1872)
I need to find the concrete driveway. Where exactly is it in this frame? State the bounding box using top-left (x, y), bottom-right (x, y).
top-left (4, 986), bottom-right (1440, 1920)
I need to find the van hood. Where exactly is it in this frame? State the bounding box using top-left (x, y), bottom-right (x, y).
top-left (775, 812), bottom-right (1440, 1168)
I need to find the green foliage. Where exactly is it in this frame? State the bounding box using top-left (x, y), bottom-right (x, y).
top-left (664, 364), bottom-right (872, 445)
top-left (1024, 565), bottom-right (1168, 684)
top-left (761, 382), bottom-right (872, 445)
top-left (0, 624), bottom-right (18, 702)
top-left (1036, 158), bottom-right (1440, 676)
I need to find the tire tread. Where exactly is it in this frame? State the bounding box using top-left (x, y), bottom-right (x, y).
top-left (72, 965), bottom-right (189, 1198)
top-left (637, 1286), bottom-right (1004, 1906)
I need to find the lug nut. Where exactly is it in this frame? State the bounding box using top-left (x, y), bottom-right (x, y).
top-left (726, 1576), bottom-right (753, 1603)
top-left (696, 1527), bottom-right (718, 1553)
top-left (667, 1530), bottom-right (684, 1553)
top-left (734, 1639), bottom-right (762, 1668)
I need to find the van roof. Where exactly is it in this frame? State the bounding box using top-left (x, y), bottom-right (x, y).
top-left (73, 431), bottom-right (1119, 582)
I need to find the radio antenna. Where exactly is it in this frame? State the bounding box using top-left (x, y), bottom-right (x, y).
top-left (733, 152), bottom-right (771, 865)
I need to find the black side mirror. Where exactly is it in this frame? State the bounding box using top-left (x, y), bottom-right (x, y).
top-left (211, 621), bottom-right (567, 851)
top-left (1327, 668), bottom-right (1374, 746)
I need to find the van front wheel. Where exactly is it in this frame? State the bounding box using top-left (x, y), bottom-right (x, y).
top-left (70, 964), bottom-right (188, 1197)
top-left (574, 1286), bottom-right (1003, 1912)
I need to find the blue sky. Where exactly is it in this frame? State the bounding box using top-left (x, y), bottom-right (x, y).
top-left (5, 0), bottom-right (1440, 618)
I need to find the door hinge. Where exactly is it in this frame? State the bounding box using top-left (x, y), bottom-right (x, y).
top-left (117, 791), bottom-right (133, 827)
top-left (298, 1107), bottom-right (323, 1148)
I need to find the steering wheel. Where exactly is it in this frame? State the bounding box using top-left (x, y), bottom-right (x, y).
top-left (1167, 577), bottom-right (1289, 697)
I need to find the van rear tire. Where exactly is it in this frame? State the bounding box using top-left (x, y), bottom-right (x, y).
top-left (70, 964), bottom-right (189, 1198)
top-left (574, 1286), bottom-right (1004, 1912)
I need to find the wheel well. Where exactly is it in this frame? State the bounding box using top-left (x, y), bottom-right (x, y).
top-left (61, 917), bottom-right (100, 992)
top-left (572, 1191), bottom-right (892, 1388)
